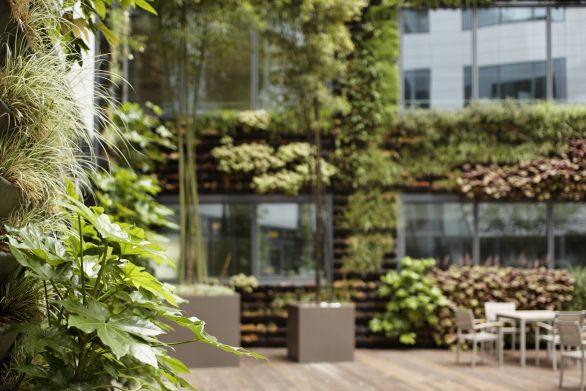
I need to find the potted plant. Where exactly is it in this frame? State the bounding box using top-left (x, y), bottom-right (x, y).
top-left (148, 2), bottom-right (259, 368)
top-left (260, 2), bottom-right (363, 363)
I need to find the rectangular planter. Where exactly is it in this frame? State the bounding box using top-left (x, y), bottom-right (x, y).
top-left (163, 294), bottom-right (240, 368)
top-left (287, 302), bottom-right (355, 363)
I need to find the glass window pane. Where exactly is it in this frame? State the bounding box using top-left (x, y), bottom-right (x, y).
top-left (477, 8), bottom-right (546, 103)
top-left (129, 13), bottom-right (254, 114)
top-left (202, 203), bottom-right (253, 277)
top-left (478, 9), bottom-right (500, 27)
top-left (404, 69), bottom-right (431, 108)
top-left (501, 9), bottom-right (533, 23)
top-left (257, 203), bottom-right (315, 278)
top-left (552, 7), bottom-right (586, 104)
top-left (404, 202), bottom-right (474, 268)
top-left (402, 9), bottom-right (470, 109)
top-left (479, 203), bottom-right (548, 267)
top-left (403, 10), bottom-right (429, 34)
top-left (461, 10), bottom-right (472, 31)
top-left (478, 64), bottom-right (499, 99)
top-left (554, 203), bottom-right (586, 268)
top-left (553, 57), bottom-right (567, 101)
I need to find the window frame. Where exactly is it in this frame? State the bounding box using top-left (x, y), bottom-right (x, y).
top-left (399, 4), bottom-right (571, 109)
top-left (158, 194), bottom-right (334, 285)
top-left (397, 193), bottom-right (585, 269)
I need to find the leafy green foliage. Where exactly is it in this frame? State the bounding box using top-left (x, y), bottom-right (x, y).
top-left (458, 139), bottom-right (586, 201)
top-left (432, 266), bottom-right (574, 346)
top-left (229, 273), bottom-right (259, 294)
top-left (0, 17), bottom-right (90, 230)
top-left (566, 267), bottom-right (586, 311)
top-left (370, 257), bottom-right (448, 345)
top-left (104, 102), bottom-right (175, 174)
top-left (342, 190), bottom-right (396, 272)
top-left (4, 196), bottom-right (264, 390)
top-left (389, 101), bottom-right (586, 184)
top-left (92, 166), bottom-right (177, 236)
top-left (212, 136), bottom-right (337, 195)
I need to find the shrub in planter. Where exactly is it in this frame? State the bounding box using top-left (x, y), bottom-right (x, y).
top-left (2, 196), bottom-right (263, 390)
top-left (432, 266), bottom-right (574, 346)
top-left (370, 257), bottom-right (448, 345)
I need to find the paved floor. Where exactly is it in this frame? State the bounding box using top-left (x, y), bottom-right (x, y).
top-left (186, 347), bottom-right (586, 390)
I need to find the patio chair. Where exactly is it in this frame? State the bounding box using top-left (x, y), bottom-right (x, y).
top-left (455, 308), bottom-right (503, 367)
top-left (484, 302), bottom-right (517, 352)
top-left (558, 320), bottom-right (586, 391)
top-left (535, 311), bottom-right (585, 370)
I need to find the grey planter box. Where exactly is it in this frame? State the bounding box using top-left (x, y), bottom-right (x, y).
top-left (287, 302), bottom-right (355, 363)
top-left (163, 294), bottom-right (240, 368)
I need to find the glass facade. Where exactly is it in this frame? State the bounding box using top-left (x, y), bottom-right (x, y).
top-left (154, 197), bottom-right (324, 281)
top-left (403, 202), bottom-right (474, 268)
top-left (464, 58), bottom-right (566, 102)
top-left (400, 194), bottom-right (586, 268)
top-left (401, 6), bottom-right (583, 109)
top-left (478, 203), bottom-right (548, 267)
top-left (554, 203), bottom-right (586, 269)
top-left (128, 13), bottom-right (268, 114)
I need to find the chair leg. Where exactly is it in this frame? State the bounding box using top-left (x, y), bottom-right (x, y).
top-left (580, 359), bottom-right (584, 391)
top-left (472, 340), bottom-right (477, 368)
top-left (480, 340), bottom-right (485, 362)
top-left (536, 329), bottom-right (540, 365)
top-left (512, 330), bottom-right (516, 352)
top-left (553, 343), bottom-right (558, 371)
top-left (560, 356), bottom-right (565, 389)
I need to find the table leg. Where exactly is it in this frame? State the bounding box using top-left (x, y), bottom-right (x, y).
top-left (521, 319), bottom-right (526, 367)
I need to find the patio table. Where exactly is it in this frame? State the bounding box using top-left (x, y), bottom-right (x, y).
top-left (495, 310), bottom-right (556, 367)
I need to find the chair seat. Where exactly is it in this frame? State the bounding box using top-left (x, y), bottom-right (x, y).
top-left (463, 332), bottom-right (499, 342)
top-left (539, 335), bottom-right (560, 343)
top-left (561, 350), bottom-right (586, 360)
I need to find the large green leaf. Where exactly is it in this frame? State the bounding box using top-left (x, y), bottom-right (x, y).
top-left (163, 315), bottom-right (266, 360)
top-left (122, 262), bottom-right (177, 306)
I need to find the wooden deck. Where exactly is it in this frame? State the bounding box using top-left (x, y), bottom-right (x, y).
top-left (186, 348), bottom-right (586, 390)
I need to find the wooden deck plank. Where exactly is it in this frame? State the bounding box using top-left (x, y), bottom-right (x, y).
top-left (185, 348), bottom-right (585, 391)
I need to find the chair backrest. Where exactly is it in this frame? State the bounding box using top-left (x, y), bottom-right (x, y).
top-left (455, 308), bottom-right (475, 331)
top-left (556, 311), bottom-right (585, 326)
top-left (485, 302), bottom-right (516, 322)
top-left (558, 320), bottom-right (583, 348)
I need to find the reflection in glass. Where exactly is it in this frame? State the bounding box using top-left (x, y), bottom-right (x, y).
top-left (554, 203), bottom-right (586, 268)
top-left (129, 13), bottom-right (255, 113)
top-left (479, 203), bottom-right (547, 267)
top-left (464, 59), bottom-right (566, 102)
top-left (403, 10), bottom-right (429, 34)
top-left (201, 203), bottom-right (253, 277)
top-left (257, 203), bottom-right (315, 278)
top-left (404, 69), bottom-right (431, 108)
top-left (404, 203), bottom-right (474, 268)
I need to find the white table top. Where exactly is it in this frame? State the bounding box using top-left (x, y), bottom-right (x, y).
top-left (496, 310), bottom-right (556, 322)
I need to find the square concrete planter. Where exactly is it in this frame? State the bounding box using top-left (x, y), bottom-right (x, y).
top-left (287, 302), bottom-right (355, 363)
top-left (163, 294), bottom-right (240, 368)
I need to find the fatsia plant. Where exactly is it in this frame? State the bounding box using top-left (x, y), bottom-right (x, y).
top-left (92, 166), bottom-right (177, 240)
top-left (3, 195), bottom-right (263, 390)
top-left (370, 257), bottom-right (448, 345)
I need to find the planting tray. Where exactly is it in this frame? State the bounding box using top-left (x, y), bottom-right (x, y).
top-left (287, 302), bottom-right (355, 363)
top-left (162, 294), bottom-right (241, 368)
